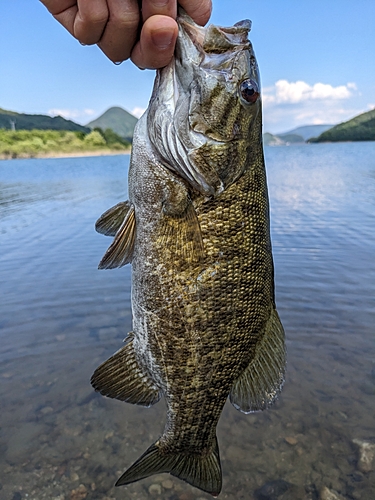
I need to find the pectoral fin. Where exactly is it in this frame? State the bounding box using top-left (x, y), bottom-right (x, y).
top-left (91, 334), bottom-right (162, 407)
top-left (98, 204), bottom-right (135, 269)
top-left (161, 200), bottom-right (205, 265)
top-left (95, 201), bottom-right (132, 236)
top-left (230, 309), bottom-right (286, 413)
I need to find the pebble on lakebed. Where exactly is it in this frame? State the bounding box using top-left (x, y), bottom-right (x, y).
top-left (148, 483), bottom-right (162, 495)
top-left (284, 436), bottom-right (298, 446)
top-left (352, 439), bottom-right (375, 473)
top-left (319, 486), bottom-right (346, 500)
top-left (70, 483), bottom-right (88, 500)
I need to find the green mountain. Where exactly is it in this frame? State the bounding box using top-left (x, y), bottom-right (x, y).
top-left (309, 109), bottom-right (375, 143)
top-left (87, 107), bottom-right (138, 141)
top-left (0, 108), bottom-right (90, 133)
top-left (279, 124), bottom-right (334, 141)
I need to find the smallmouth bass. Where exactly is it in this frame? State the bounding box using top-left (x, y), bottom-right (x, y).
top-left (91, 10), bottom-right (285, 497)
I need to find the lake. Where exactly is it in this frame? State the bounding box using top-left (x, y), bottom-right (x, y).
top-left (0, 142), bottom-right (374, 500)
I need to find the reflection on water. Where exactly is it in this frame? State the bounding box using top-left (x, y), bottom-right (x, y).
top-left (0, 144), bottom-right (374, 500)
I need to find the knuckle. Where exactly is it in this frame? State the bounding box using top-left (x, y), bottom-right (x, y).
top-left (80, 7), bottom-right (108, 26)
top-left (109, 5), bottom-right (140, 29)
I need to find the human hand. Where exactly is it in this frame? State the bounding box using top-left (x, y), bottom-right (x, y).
top-left (40, 0), bottom-right (212, 69)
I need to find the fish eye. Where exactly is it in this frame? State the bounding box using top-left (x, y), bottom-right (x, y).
top-left (239, 79), bottom-right (259, 104)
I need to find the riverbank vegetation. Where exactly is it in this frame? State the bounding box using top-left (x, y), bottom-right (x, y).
top-left (0, 128), bottom-right (131, 159)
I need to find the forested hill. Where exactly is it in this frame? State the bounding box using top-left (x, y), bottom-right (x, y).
top-left (86, 107), bottom-right (138, 141)
top-left (309, 109), bottom-right (375, 142)
top-left (0, 108), bottom-right (90, 133)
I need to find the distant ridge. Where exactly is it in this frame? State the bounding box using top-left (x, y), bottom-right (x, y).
top-left (279, 124), bottom-right (334, 141)
top-left (263, 124), bottom-right (335, 146)
top-left (309, 109), bottom-right (375, 143)
top-left (0, 108), bottom-right (90, 133)
top-left (87, 107), bottom-right (138, 141)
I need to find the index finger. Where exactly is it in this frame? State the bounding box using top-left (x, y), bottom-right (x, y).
top-left (40, 0), bottom-right (109, 45)
top-left (179, 0), bottom-right (212, 26)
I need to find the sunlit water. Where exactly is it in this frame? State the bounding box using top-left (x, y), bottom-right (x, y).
top-left (0, 143), bottom-right (374, 500)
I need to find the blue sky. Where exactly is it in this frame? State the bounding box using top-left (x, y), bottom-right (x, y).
top-left (1, 0), bottom-right (374, 133)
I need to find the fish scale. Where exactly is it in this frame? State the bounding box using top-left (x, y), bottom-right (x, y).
top-left (91, 10), bottom-right (285, 497)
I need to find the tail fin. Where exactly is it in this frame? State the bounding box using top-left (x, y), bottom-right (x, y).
top-left (116, 438), bottom-right (222, 497)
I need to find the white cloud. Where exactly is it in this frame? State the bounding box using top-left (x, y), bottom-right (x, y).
top-left (347, 82), bottom-right (357, 90)
top-left (262, 79), bottom-right (363, 133)
top-left (263, 103), bottom-right (365, 134)
top-left (131, 107), bottom-right (146, 118)
top-left (264, 79), bottom-right (354, 105)
top-left (47, 108), bottom-right (95, 122)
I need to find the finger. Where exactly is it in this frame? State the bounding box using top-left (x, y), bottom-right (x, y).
top-left (179, 0), bottom-right (212, 26)
top-left (142, 0), bottom-right (177, 23)
top-left (73, 0), bottom-right (110, 45)
top-left (40, 0), bottom-right (109, 45)
top-left (98, 0), bottom-right (140, 62)
top-left (39, 0), bottom-right (78, 36)
top-left (131, 15), bottom-right (178, 69)
top-left (39, 0), bottom-right (76, 16)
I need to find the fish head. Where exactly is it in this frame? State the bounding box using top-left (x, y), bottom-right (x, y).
top-left (147, 11), bottom-right (262, 196)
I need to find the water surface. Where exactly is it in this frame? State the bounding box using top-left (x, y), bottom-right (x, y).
top-left (1, 143), bottom-right (374, 500)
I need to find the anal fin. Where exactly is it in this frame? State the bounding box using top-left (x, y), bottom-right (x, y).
top-left (95, 201), bottom-right (131, 236)
top-left (98, 204), bottom-right (136, 269)
top-left (91, 335), bottom-right (162, 407)
top-left (230, 308), bottom-right (286, 413)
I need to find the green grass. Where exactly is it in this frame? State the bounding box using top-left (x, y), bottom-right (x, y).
top-left (0, 128), bottom-right (131, 159)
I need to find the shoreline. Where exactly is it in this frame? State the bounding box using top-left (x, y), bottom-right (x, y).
top-left (0, 149), bottom-right (131, 161)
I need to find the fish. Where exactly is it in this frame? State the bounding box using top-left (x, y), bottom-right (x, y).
top-left (91, 9), bottom-right (286, 497)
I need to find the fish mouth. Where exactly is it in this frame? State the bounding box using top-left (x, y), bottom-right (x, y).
top-left (177, 8), bottom-right (251, 50)
top-left (147, 12), bottom-right (257, 196)
top-left (162, 16), bottom-right (236, 137)
top-left (170, 10), bottom-right (251, 105)
top-left (176, 10), bottom-right (251, 66)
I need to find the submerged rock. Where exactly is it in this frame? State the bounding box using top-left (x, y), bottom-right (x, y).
top-left (70, 484), bottom-right (88, 500)
top-left (353, 439), bottom-right (375, 473)
top-left (148, 483), bottom-right (162, 495)
top-left (254, 479), bottom-right (291, 499)
top-left (284, 436), bottom-right (298, 446)
top-left (319, 486), bottom-right (346, 500)
top-left (161, 479), bottom-right (174, 489)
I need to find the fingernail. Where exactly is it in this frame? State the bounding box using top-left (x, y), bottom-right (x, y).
top-left (114, 61), bottom-right (124, 66)
top-left (79, 41), bottom-right (87, 46)
top-left (151, 29), bottom-right (174, 50)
